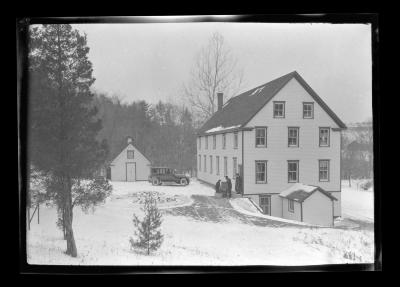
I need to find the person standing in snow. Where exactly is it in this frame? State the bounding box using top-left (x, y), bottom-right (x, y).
top-left (225, 176), bottom-right (232, 198)
top-left (235, 173), bottom-right (242, 195)
top-left (215, 179), bottom-right (221, 194)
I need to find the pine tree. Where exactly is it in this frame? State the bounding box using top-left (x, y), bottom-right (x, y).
top-left (130, 192), bottom-right (163, 255)
top-left (27, 24), bottom-right (111, 257)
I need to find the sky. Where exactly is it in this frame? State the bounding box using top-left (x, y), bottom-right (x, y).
top-left (73, 22), bottom-right (372, 124)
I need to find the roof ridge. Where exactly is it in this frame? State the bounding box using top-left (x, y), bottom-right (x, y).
top-left (197, 70), bottom-right (346, 135)
top-left (233, 71), bottom-right (297, 100)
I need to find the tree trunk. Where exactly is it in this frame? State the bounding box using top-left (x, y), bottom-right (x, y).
top-left (348, 172), bottom-right (351, 187)
top-left (62, 207), bottom-right (67, 240)
top-left (64, 177), bottom-right (77, 257)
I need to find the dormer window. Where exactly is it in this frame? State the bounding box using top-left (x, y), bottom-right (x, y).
top-left (127, 150), bottom-right (134, 159)
top-left (273, 101), bottom-right (285, 118)
top-left (303, 102), bottom-right (314, 119)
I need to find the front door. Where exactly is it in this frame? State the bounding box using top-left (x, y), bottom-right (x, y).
top-left (259, 195), bottom-right (271, 215)
top-left (126, 163), bottom-right (136, 182)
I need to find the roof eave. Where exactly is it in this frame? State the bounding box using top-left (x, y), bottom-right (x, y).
top-left (196, 126), bottom-right (253, 136)
top-left (332, 127), bottom-right (347, 131)
top-left (292, 72), bottom-right (347, 129)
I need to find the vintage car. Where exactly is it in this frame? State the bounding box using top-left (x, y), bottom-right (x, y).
top-left (148, 167), bottom-right (190, 186)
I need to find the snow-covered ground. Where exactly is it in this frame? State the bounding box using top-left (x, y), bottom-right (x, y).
top-left (27, 178), bottom-right (374, 265)
top-left (341, 179), bottom-right (374, 222)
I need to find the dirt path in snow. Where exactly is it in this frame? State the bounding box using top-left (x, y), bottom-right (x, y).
top-left (163, 195), bottom-right (300, 227)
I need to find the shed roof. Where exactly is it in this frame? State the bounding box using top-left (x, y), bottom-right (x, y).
top-left (279, 183), bottom-right (337, 202)
top-left (197, 71), bottom-right (347, 136)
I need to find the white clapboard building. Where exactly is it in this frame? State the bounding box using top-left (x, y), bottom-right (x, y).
top-left (196, 71), bottom-right (346, 226)
top-left (109, 137), bottom-right (151, 182)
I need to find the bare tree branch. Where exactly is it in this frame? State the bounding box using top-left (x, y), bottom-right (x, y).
top-left (181, 32), bottom-right (245, 124)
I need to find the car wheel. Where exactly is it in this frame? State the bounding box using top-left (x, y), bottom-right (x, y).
top-left (180, 178), bottom-right (188, 185)
top-left (152, 178), bottom-right (159, 185)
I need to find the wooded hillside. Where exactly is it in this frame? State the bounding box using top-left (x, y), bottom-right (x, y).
top-left (93, 93), bottom-right (197, 172)
top-left (341, 121), bottom-right (373, 180)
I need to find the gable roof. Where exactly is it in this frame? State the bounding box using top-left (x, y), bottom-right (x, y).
top-left (279, 183), bottom-right (337, 202)
top-left (109, 141), bottom-right (151, 165)
top-left (197, 71), bottom-right (347, 135)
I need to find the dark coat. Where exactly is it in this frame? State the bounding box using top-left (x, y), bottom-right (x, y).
top-left (235, 176), bottom-right (241, 192)
top-left (226, 178), bottom-right (232, 191)
top-left (215, 180), bottom-right (221, 192)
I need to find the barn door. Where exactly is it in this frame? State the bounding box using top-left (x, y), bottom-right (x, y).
top-left (126, 163), bottom-right (136, 182)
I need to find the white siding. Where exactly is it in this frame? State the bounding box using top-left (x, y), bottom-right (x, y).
top-left (197, 132), bottom-right (242, 187)
top-left (331, 191), bottom-right (341, 217)
top-left (110, 143), bottom-right (151, 181)
top-left (281, 198), bottom-right (302, 222)
top-left (242, 78), bottom-right (342, 216)
top-left (303, 191), bottom-right (334, 226)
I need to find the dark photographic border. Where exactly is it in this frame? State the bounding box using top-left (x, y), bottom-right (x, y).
top-left (17, 14), bottom-right (381, 274)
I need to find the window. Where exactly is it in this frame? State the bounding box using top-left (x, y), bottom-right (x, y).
top-left (319, 127), bottom-right (330, 147)
top-left (288, 127), bottom-right (299, 147)
top-left (255, 127), bottom-right (267, 147)
top-left (216, 156), bottom-right (220, 175)
top-left (319, 160), bottom-right (330, 181)
top-left (234, 132), bottom-right (238, 149)
top-left (288, 199), bottom-right (294, 213)
top-left (259, 195), bottom-right (271, 215)
top-left (303, 102), bottom-right (314, 118)
top-left (223, 134), bottom-right (226, 149)
top-left (224, 157), bottom-right (228, 176)
top-left (198, 155), bottom-right (201, 171)
top-left (288, 161), bottom-right (299, 182)
top-left (205, 136), bottom-right (208, 149)
top-left (255, 161), bottom-right (267, 183)
top-left (213, 135), bottom-right (216, 149)
top-left (273, 101), bottom-right (285, 118)
top-left (127, 150), bottom-right (134, 159)
top-left (210, 156), bottom-right (213, 174)
top-left (199, 137), bottom-right (201, 149)
top-left (233, 157), bottom-right (237, 178)
top-left (204, 155), bottom-right (207, 172)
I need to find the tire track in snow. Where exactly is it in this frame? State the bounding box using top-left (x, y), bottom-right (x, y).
top-left (164, 195), bottom-right (294, 227)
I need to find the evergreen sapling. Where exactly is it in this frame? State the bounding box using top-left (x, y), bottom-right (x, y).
top-left (130, 192), bottom-right (163, 255)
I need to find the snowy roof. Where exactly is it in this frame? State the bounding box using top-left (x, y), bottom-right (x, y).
top-left (279, 183), bottom-right (337, 202)
top-left (197, 71), bottom-right (346, 136)
top-left (205, 125), bottom-right (241, 134)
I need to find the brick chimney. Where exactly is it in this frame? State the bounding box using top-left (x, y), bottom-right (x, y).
top-left (217, 92), bottom-right (223, 112)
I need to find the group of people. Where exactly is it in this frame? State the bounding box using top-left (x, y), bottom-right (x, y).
top-left (215, 174), bottom-right (242, 198)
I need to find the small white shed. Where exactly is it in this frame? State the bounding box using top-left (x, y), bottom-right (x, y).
top-left (279, 183), bottom-right (337, 227)
top-left (110, 137), bottom-right (151, 182)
